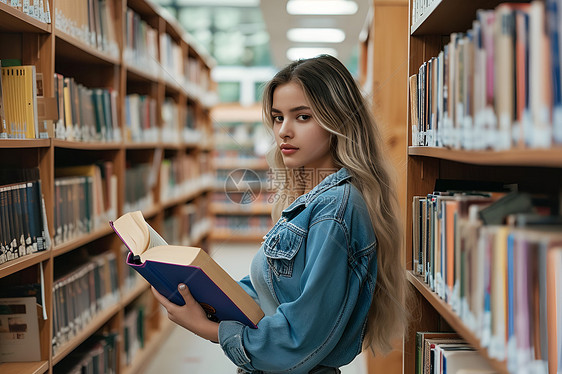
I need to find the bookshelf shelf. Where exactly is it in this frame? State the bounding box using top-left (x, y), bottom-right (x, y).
top-left (404, 0), bottom-right (561, 372)
top-left (410, 0), bottom-right (522, 35)
top-left (0, 2), bottom-right (50, 33)
top-left (211, 203), bottom-right (272, 215)
top-left (161, 186), bottom-right (205, 209)
top-left (407, 272), bottom-right (508, 373)
top-left (52, 303), bottom-right (121, 365)
top-left (0, 0), bottom-right (215, 371)
top-left (52, 225), bottom-right (115, 257)
top-left (408, 146), bottom-right (562, 168)
top-left (52, 139), bottom-right (123, 150)
top-left (124, 141), bottom-right (161, 150)
top-left (54, 29), bottom-right (120, 66)
top-left (121, 318), bottom-right (175, 374)
top-left (211, 230), bottom-right (267, 243)
top-left (0, 360), bottom-right (49, 374)
top-left (0, 250), bottom-right (51, 279)
top-left (121, 280), bottom-right (151, 307)
top-left (0, 139), bottom-right (51, 148)
top-left (125, 64), bottom-right (160, 83)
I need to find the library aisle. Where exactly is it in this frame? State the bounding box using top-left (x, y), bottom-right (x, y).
top-left (144, 242), bottom-right (368, 374)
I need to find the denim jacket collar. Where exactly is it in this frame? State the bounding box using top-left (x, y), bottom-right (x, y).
top-left (282, 167), bottom-right (352, 216)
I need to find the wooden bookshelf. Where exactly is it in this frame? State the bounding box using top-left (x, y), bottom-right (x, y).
top-left (0, 0), bottom-right (215, 372)
top-left (404, 0), bottom-right (562, 373)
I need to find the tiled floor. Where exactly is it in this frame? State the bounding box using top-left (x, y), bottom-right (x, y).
top-left (145, 242), bottom-right (368, 374)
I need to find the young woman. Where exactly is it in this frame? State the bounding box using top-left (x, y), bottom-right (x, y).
top-left (152, 54), bottom-right (409, 373)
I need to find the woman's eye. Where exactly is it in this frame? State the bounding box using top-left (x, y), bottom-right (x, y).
top-left (297, 114), bottom-right (311, 121)
top-left (273, 116), bottom-right (283, 123)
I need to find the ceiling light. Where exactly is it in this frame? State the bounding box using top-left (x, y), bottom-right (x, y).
top-left (286, 47), bottom-right (338, 61)
top-left (287, 28), bottom-right (346, 43)
top-left (286, 0), bottom-right (358, 15)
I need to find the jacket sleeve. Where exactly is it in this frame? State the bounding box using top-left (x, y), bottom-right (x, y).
top-left (218, 218), bottom-right (362, 373)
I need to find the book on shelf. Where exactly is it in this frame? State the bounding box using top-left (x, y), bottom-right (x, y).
top-left (408, 0), bottom-right (562, 150)
top-left (55, 331), bottom-right (118, 373)
top-left (412, 187), bottom-right (562, 371)
top-left (52, 250), bottom-right (119, 355)
top-left (0, 167), bottom-right (50, 264)
top-left (54, 0), bottom-right (118, 56)
top-left (110, 210), bottom-right (264, 328)
top-left (1, 0), bottom-right (51, 23)
top-left (0, 296), bottom-right (41, 363)
top-left (53, 73), bottom-right (119, 142)
top-left (0, 64), bottom-right (41, 139)
top-left (54, 162), bottom-right (117, 246)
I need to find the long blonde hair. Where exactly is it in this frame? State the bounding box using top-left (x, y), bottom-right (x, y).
top-left (262, 55), bottom-right (409, 354)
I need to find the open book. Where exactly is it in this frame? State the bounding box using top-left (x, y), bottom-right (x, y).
top-left (109, 211), bottom-right (264, 328)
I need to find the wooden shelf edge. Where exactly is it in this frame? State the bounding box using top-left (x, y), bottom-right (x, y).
top-left (211, 203), bottom-right (272, 215)
top-left (410, 0), bottom-right (442, 34)
top-left (52, 303), bottom-right (121, 365)
top-left (52, 225), bottom-right (114, 257)
top-left (0, 360), bottom-right (49, 374)
top-left (0, 138), bottom-right (51, 148)
top-left (52, 139), bottom-right (123, 150)
top-left (0, 250), bottom-right (51, 279)
top-left (406, 271), bottom-right (509, 373)
top-left (120, 280), bottom-right (150, 307)
top-left (0, 2), bottom-right (51, 33)
top-left (408, 146), bottom-right (562, 168)
top-left (121, 319), bottom-right (175, 374)
top-left (55, 29), bottom-right (119, 65)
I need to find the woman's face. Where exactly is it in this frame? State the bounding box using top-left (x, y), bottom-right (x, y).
top-left (271, 82), bottom-right (334, 170)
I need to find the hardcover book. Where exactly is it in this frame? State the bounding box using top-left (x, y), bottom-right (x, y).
top-left (110, 211), bottom-right (264, 328)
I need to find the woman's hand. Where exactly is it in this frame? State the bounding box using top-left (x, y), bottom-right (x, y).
top-left (151, 284), bottom-right (219, 342)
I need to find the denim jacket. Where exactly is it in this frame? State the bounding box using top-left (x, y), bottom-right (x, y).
top-left (218, 168), bottom-right (378, 373)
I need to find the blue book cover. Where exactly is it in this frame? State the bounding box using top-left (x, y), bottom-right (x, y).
top-left (125, 251), bottom-right (259, 327)
top-left (111, 211), bottom-right (264, 328)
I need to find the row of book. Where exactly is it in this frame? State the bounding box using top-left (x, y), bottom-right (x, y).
top-left (55, 0), bottom-right (118, 58)
top-left (409, 0), bottom-right (562, 150)
top-left (0, 63), bottom-right (52, 139)
top-left (54, 73), bottom-right (120, 142)
top-left (0, 168), bottom-right (50, 265)
top-left (160, 152), bottom-right (214, 203)
top-left (123, 303), bottom-right (146, 367)
top-left (54, 162), bottom-right (117, 247)
top-left (1, 64), bottom-right (209, 141)
top-left (213, 215), bottom-right (272, 237)
top-left (55, 331), bottom-right (118, 374)
top-left (123, 162), bottom-right (155, 214)
top-left (52, 250), bottom-right (119, 355)
top-left (124, 7), bottom-right (160, 78)
top-left (1, 0), bottom-right (51, 24)
top-left (124, 93), bottom-right (158, 143)
top-left (415, 332), bottom-right (495, 374)
top-left (412, 189), bottom-right (562, 372)
top-left (163, 196), bottom-right (211, 246)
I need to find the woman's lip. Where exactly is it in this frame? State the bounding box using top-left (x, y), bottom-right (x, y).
top-left (281, 148), bottom-right (298, 155)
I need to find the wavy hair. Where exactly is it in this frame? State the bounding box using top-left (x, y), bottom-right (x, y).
top-left (261, 55), bottom-right (409, 354)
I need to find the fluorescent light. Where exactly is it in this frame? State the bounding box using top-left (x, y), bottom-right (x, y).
top-left (286, 47), bottom-right (338, 61)
top-left (287, 28), bottom-right (346, 43)
top-left (286, 0), bottom-right (358, 15)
